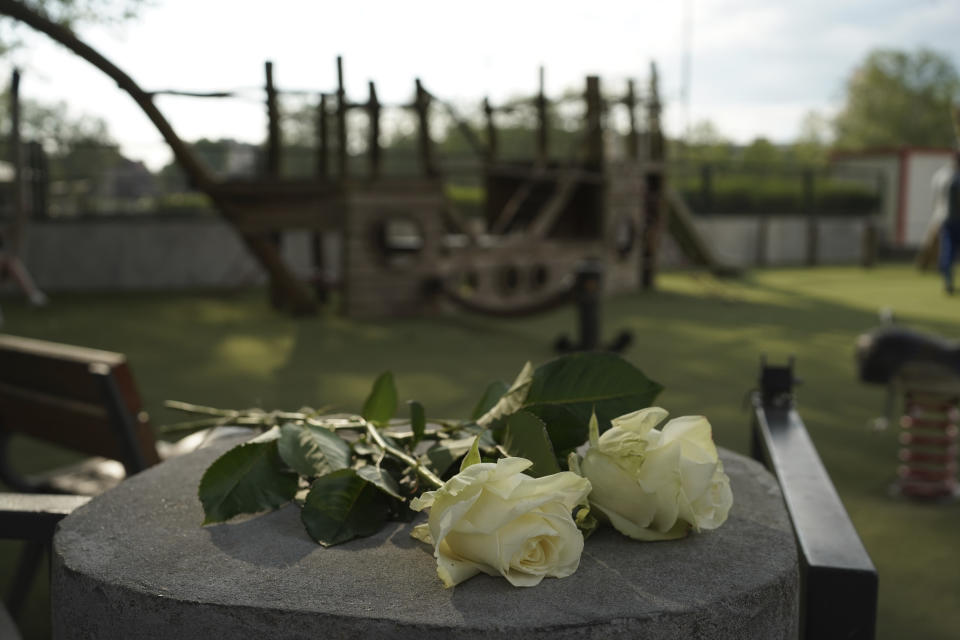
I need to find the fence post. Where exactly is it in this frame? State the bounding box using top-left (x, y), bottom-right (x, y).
top-left (584, 76), bottom-right (603, 169)
top-left (804, 168), bottom-right (818, 266)
top-left (700, 164), bottom-right (713, 212)
top-left (367, 81), bottom-right (381, 179)
top-left (483, 97), bottom-right (497, 163)
top-left (316, 94), bottom-right (328, 180)
top-left (756, 216), bottom-right (769, 267)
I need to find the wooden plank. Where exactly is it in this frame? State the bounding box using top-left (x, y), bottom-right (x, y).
top-left (0, 336), bottom-right (159, 467)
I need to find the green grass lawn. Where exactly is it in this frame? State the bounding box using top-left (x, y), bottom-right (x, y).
top-left (3, 264), bottom-right (959, 639)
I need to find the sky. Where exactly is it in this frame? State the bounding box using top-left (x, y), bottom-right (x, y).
top-left (2, 0), bottom-right (960, 170)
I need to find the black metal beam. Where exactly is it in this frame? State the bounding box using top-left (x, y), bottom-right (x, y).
top-left (0, 493), bottom-right (90, 541)
top-left (751, 359), bottom-right (877, 639)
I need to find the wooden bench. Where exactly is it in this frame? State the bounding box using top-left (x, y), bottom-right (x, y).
top-left (0, 334), bottom-right (161, 624)
top-left (0, 334), bottom-right (160, 493)
top-left (751, 358), bottom-right (878, 640)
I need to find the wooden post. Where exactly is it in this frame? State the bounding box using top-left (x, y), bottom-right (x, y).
top-left (804, 168), bottom-right (818, 266)
top-left (265, 61), bottom-right (280, 178)
top-left (9, 68), bottom-right (25, 256)
top-left (336, 56), bottom-right (348, 178)
top-left (415, 78), bottom-right (436, 177)
top-left (536, 66), bottom-right (548, 164)
top-left (641, 63), bottom-right (665, 291)
top-left (701, 164), bottom-right (713, 211)
top-left (368, 81), bottom-right (381, 179)
top-left (483, 97), bottom-right (497, 163)
top-left (316, 94), bottom-right (328, 179)
top-left (584, 76), bottom-right (603, 168)
top-left (625, 79), bottom-right (638, 161)
top-left (27, 142), bottom-right (47, 218)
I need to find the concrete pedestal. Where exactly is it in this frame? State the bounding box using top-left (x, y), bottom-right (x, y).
top-left (52, 436), bottom-right (798, 639)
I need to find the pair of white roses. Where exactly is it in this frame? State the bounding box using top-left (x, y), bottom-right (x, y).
top-left (411, 406), bottom-right (734, 588)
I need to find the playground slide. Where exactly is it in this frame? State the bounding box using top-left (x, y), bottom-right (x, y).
top-left (665, 188), bottom-right (740, 277)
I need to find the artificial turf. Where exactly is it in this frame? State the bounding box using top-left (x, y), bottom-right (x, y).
top-left (2, 263), bottom-right (958, 639)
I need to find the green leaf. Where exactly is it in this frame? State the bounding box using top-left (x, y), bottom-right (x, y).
top-left (470, 380), bottom-right (509, 421)
top-left (408, 400), bottom-right (426, 446)
top-left (198, 427), bottom-right (299, 524)
top-left (300, 469), bottom-right (390, 546)
top-left (362, 371), bottom-right (397, 425)
top-left (423, 437), bottom-right (475, 477)
top-left (524, 404), bottom-right (586, 460)
top-left (524, 352), bottom-right (662, 435)
top-left (476, 361), bottom-right (534, 427)
top-left (459, 436), bottom-right (482, 472)
top-left (356, 464), bottom-right (403, 499)
top-left (503, 411), bottom-right (561, 478)
top-left (277, 423), bottom-right (352, 478)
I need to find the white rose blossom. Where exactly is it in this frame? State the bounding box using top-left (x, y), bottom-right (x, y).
top-left (410, 453), bottom-right (592, 588)
top-left (573, 407), bottom-right (733, 541)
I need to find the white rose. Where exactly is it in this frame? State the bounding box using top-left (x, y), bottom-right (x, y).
top-left (410, 456), bottom-right (592, 587)
top-left (574, 407), bottom-right (732, 541)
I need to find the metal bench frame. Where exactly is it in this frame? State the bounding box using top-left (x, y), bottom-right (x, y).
top-left (751, 358), bottom-right (878, 639)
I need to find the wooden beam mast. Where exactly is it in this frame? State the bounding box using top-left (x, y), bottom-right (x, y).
top-left (265, 61), bottom-right (281, 178)
top-left (336, 56), bottom-right (348, 178)
top-left (368, 81), bottom-right (381, 179)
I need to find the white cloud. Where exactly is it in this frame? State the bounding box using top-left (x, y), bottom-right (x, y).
top-left (1, 0), bottom-right (958, 167)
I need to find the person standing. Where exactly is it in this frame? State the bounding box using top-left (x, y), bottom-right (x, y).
top-left (938, 150), bottom-right (960, 293)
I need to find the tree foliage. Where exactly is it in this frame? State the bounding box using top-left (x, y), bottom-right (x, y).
top-left (0, 0), bottom-right (145, 52)
top-left (833, 48), bottom-right (960, 150)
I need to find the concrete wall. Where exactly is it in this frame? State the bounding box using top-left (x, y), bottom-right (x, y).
top-left (11, 215), bottom-right (316, 293)
top-left (671, 215), bottom-right (870, 268)
top-left (6, 212), bottom-right (870, 296)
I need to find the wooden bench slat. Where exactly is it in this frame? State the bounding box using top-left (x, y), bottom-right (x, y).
top-left (0, 334), bottom-right (160, 476)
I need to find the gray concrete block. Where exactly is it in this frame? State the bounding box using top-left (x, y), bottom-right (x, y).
top-left (52, 435), bottom-right (798, 639)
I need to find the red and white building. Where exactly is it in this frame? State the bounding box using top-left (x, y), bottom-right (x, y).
top-left (832, 147), bottom-right (955, 248)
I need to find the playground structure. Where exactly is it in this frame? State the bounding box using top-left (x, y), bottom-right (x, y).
top-left (857, 325), bottom-right (960, 500)
top-left (2, 1), bottom-right (718, 319)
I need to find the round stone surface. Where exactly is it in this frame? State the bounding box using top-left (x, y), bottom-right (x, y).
top-left (52, 434), bottom-right (798, 639)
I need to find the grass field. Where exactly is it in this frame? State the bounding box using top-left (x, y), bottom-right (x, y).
top-left (2, 264), bottom-right (959, 639)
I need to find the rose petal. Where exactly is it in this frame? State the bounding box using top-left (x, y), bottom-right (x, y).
top-left (435, 539), bottom-right (483, 588)
top-left (660, 415), bottom-right (718, 461)
top-left (610, 406), bottom-right (669, 435)
top-left (411, 522), bottom-right (434, 545)
top-left (582, 451), bottom-right (657, 528)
